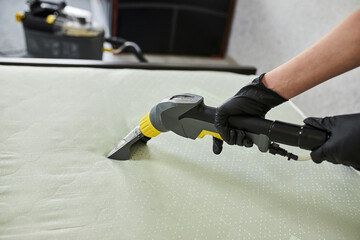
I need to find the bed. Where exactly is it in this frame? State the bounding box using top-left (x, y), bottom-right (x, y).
top-left (1, 59), bottom-right (359, 239)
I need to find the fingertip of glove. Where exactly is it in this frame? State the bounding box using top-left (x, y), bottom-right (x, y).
top-left (304, 117), bottom-right (315, 125)
top-left (228, 129), bottom-right (236, 145)
top-left (244, 138), bottom-right (253, 148)
top-left (213, 137), bottom-right (223, 155)
top-left (310, 150), bottom-right (324, 164)
top-left (304, 117), bottom-right (323, 126)
top-left (234, 130), bottom-right (245, 146)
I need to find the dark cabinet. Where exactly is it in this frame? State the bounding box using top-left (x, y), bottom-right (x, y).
top-left (112, 0), bottom-right (235, 57)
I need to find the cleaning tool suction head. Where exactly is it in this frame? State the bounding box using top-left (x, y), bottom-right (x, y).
top-left (107, 126), bottom-right (149, 160)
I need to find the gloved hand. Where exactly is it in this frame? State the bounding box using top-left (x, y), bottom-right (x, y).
top-left (304, 114), bottom-right (360, 169)
top-left (213, 73), bottom-right (287, 154)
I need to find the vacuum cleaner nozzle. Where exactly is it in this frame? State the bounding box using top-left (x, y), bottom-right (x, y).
top-left (107, 126), bottom-right (149, 160)
top-left (107, 93), bottom-right (328, 161)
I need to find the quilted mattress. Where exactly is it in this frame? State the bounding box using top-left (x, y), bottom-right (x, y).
top-left (1, 66), bottom-right (359, 239)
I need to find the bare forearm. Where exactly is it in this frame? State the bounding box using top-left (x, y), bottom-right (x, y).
top-left (263, 9), bottom-right (360, 99)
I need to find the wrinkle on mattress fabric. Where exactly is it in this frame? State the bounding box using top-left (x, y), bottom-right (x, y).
top-left (0, 66), bottom-right (359, 240)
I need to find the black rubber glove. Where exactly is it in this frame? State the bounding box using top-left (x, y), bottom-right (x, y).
top-left (213, 73), bottom-right (287, 154)
top-left (304, 114), bottom-right (360, 169)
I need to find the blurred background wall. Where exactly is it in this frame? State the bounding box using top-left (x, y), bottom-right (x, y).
top-left (227, 0), bottom-right (360, 117)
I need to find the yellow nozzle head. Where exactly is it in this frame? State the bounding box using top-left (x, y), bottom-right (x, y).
top-left (139, 113), bottom-right (161, 138)
top-left (46, 14), bottom-right (56, 24)
top-left (16, 12), bottom-right (23, 22)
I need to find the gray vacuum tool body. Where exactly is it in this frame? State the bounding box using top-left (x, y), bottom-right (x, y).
top-left (107, 93), bottom-right (329, 160)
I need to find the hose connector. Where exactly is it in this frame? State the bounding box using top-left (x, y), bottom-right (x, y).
top-left (139, 113), bottom-right (161, 138)
top-left (269, 143), bottom-right (298, 160)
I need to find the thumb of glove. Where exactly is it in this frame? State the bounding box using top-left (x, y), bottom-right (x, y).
top-left (310, 146), bottom-right (327, 164)
top-left (303, 117), bottom-right (328, 164)
top-left (303, 117), bottom-right (332, 132)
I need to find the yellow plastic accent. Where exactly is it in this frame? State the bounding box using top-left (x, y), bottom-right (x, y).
top-left (103, 48), bottom-right (113, 53)
top-left (197, 130), bottom-right (222, 140)
top-left (16, 12), bottom-right (23, 22)
top-left (46, 15), bottom-right (56, 24)
top-left (139, 113), bottom-right (162, 138)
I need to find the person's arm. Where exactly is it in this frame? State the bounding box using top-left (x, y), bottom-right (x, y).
top-left (263, 9), bottom-right (360, 99)
top-left (213, 9), bottom-right (360, 169)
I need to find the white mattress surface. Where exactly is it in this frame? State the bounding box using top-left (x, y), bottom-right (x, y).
top-left (1, 66), bottom-right (359, 239)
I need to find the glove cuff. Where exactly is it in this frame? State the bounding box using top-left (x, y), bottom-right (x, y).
top-left (237, 73), bottom-right (287, 109)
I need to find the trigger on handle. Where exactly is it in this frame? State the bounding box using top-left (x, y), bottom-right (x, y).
top-left (245, 132), bottom-right (298, 160)
top-left (245, 132), bottom-right (270, 152)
